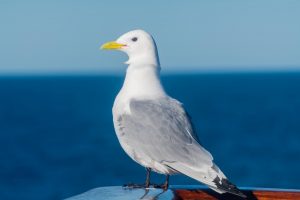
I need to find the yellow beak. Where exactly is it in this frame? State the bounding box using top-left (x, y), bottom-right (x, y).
top-left (100, 41), bottom-right (126, 50)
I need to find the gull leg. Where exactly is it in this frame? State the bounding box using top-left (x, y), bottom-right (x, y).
top-left (162, 175), bottom-right (169, 190)
top-left (123, 167), bottom-right (152, 189)
top-left (145, 167), bottom-right (151, 188)
top-left (153, 175), bottom-right (169, 190)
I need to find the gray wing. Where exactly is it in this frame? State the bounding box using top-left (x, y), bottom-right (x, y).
top-left (117, 97), bottom-right (213, 167)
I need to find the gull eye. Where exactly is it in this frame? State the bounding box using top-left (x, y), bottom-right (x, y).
top-left (131, 37), bottom-right (138, 42)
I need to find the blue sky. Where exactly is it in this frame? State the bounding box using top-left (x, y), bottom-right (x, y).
top-left (0, 1), bottom-right (300, 74)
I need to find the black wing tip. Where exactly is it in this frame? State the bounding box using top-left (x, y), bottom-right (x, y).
top-left (213, 177), bottom-right (247, 199)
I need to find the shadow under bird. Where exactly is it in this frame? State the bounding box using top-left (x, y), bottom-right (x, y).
top-left (101, 29), bottom-right (246, 198)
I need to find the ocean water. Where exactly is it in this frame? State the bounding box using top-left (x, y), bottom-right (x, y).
top-left (0, 73), bottom-right (300, 200)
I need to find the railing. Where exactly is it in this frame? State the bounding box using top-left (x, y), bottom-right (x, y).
top-left (66, 185), bottom-right (300, 200)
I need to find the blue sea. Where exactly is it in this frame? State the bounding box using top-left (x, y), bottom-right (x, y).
top-left (1, 73), bottom-right (300, 200)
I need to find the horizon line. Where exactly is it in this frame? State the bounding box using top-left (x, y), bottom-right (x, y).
top-left (1, 68), bottom-right (300, 77)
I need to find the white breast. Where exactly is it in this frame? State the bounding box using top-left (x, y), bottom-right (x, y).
top-left (112, 64), bottom-right (176, 174)
top-left (113, 64), bottom-right (166, 115)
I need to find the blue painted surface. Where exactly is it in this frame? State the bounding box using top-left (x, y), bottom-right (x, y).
top-left (65, 185), bottom-right (300, 200)
top-left (0, 73), bottom-right (300, 200)
top-left (65, 186), bottom-right (174, 200)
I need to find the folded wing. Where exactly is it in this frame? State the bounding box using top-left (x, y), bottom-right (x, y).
top-left (117, 97), bottom-right (245, 198)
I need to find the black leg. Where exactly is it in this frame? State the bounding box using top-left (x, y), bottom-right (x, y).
top-left (163, 175), bottom-right (169, 190)
top-left (123, 167), bottom-right (152, 189)
top-left (153, 174), bottom-right (170, 190)
top-left (145, 167), bottom-right (151, 188)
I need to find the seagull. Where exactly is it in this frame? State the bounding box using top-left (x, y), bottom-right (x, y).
top-left (101, 29), bottom-right (246, 198)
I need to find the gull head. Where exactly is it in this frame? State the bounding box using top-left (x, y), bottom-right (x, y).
top-left (101, 29), bottom-right (160, 67)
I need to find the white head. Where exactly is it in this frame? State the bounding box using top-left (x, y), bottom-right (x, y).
top-left (101, 30), bottom-right (160, 67)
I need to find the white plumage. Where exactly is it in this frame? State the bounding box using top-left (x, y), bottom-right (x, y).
top-left (102, 29), bottom-right (246, 198)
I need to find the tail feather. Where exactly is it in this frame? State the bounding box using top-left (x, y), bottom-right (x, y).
top-left (166, 162), bottom-right (246, 198)
top-left (212, 176), bottom-right (246, 198)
